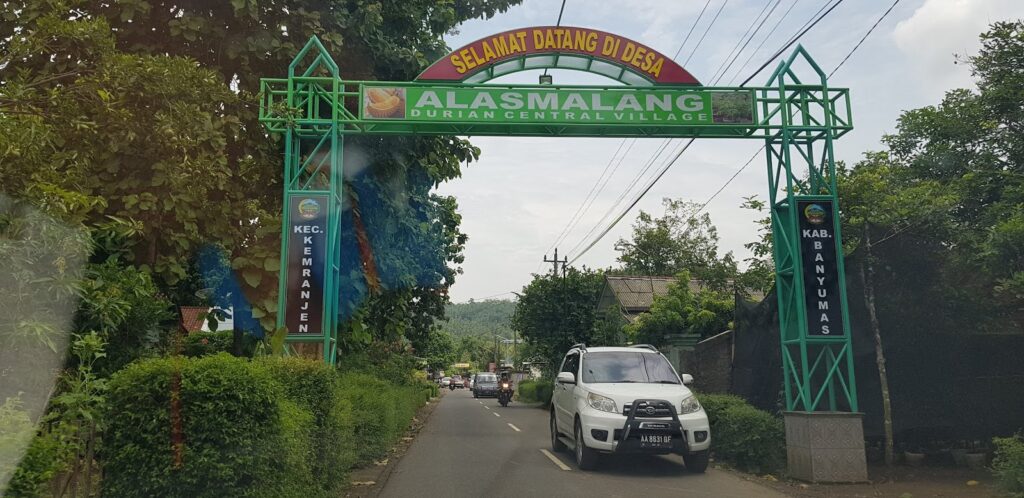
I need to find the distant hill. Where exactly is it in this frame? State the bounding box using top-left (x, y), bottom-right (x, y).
top-left (439, 300), bottom-right (515, 337)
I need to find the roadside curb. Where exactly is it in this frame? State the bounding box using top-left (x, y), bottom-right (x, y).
top-left (343, 389), bottom-right (446, 497)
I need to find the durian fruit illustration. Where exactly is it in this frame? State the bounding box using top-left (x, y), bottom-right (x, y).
top-left (365, 87), bottom-right (404, 118)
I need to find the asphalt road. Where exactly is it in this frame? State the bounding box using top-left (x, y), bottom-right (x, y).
top-left (379, 388), bottom-right (787, 498)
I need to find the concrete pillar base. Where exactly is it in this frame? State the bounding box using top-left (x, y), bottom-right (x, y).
top-left (784, 411), bottom-right (868, 483)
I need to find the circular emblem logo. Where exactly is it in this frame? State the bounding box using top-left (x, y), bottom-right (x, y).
top-left (644, 406), bottom-right (657, 416)
top-left (804, 204), bottom-right (826, 225)
top-left (297, 199), bottom-right (320, 219)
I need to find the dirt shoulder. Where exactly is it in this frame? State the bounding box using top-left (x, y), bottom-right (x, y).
top-left (734, 464), bottom-right (1001, 497)
top-left (342, 389), bottom-right (446, 497)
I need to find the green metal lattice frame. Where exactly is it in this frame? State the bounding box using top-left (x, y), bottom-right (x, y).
top-left (275, 37), bottom-right (344, 364)
top-left (261, 35), bottom-right (857, 412)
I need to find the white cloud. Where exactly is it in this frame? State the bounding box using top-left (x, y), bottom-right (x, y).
top-left (893, 0), bottom-right (1024, 95)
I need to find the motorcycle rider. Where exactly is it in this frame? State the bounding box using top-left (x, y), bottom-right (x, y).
top-left (498, 371), bottom-right (514, 405)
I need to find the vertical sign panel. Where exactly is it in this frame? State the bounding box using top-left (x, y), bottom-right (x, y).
top-left (797, 199), bottom-right (843, 336)
top-left (285, 194), bottom-right (329, 336)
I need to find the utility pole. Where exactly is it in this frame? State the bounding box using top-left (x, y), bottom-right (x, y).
top-left (543, 248), bottom-right (568, 277)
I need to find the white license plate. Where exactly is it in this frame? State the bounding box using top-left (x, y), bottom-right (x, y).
top-left (640, 434), bottom-right (672, 445)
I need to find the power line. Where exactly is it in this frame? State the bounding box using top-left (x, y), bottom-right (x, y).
top-left (828, 0), bottom-right (901, 79)
top-left (684, 0), bottom-right (730, 68)
top-left (566, 1), bottom-right (786, 262)
top-left (727, 0), bottom-right (801, 85)
top-left (674, 0), bottom-right (714, 60)
top-left (567, 139), bottom-right (698, 264)
top-left (544, 139), bottom-right (629, 254)
top-left (739, 0), bottom-right (845, 87)
top-left (543, 1), bottom-right (723, 259)
top-left (686, 0), bottom-right (899, 220)
top-left (567, 0), bottom-right (850, 265)
top-left (564, 138), bottom-right (682, 256)
top-left (709, 0), bottom-right (779, 84)
top-left (566, 2), bottom-right (765, 258)
top-left (542, 0), bottom-right (568, 77)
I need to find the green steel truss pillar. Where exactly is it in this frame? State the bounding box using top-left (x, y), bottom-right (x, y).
top-left (760, 46), bottom-right (858, 412)
top-left (274, 36), bottom-right (344, 365)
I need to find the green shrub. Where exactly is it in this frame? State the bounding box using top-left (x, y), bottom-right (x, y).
top-left (181, 331), bottom-right (257, 357)
top-left (993, 434), bottom-right (1024, 497)
top-left (104, 354), bottom-right (317, 498)
top-left (180, 331), bottom-right (232, 356)
top-left (697, 393), bottom-right (750, 430)
top-left (0, 396), bottom-right (37, 493)
top-left (3, 428), bottom-right (66, 498)
top-left (517, 380), bottom-right (536, 401)
top-left (697, 393), bottom-right (785, 473)
top-left (258, 357), bottom-right (354, 493)
top-left (516, 379), bottom-right (553, 405)
top-left (337, 373), bottom-right (423, 464)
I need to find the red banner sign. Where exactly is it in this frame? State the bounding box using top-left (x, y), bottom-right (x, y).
top-left (417, 26), bottom-right (700, 86)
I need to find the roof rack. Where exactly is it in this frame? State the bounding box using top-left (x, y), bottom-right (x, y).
top-left (628, 344), bottom-right (659, 352)
top-left (569, 343), bottom-right (587, 352)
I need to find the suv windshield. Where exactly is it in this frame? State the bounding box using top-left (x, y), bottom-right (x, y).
top-left (581, 352), bottom-right (680, 384)
top-left (477, 374), bottom-right (497, 383)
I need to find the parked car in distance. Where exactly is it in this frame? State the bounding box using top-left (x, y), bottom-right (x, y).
top-left (468, 377), bottom-right (475, 389)
top-left (549, 344), bottom-right (710, 472)
top-left (473, 373), bottom-right (499, 398)
top-left (450, 375), bottom-right (464, 388)
top-left (441, 377), bottom-right (451, 388)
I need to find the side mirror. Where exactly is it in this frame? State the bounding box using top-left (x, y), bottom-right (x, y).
top-left (681, 374), bottom-right (694, 385)
top-left (556, 372), bottom-right (576, 384)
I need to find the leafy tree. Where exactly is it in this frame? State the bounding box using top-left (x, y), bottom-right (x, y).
top-left (615, 198), bottom-right (737, 290)
top-left (421, 329), bottom-right (457, 372)
top-left (1, 1), bottom-right (524, 360)
top-left (736, 195), bottom-right (775, 295)
top-left (830, 21), bottom-right (1024, 465)
top-left (624, 271), bottom-right (734, 346)
top-left (511, 268), bottom-right (604, 375)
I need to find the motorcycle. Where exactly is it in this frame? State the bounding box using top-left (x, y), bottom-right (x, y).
top-left (498, 381), bottom-right (513, 407)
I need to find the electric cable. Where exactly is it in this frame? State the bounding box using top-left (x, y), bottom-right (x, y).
top-left (542, 0), bottom-right (568, 77)
top-left (542, 0), bottom-right (724, 258)
top-left (739, 0), bottom-right (844, 86)
top-left (685, 0), bottom-right (900, 222)
top-left (567, 0), bottom-right (850, 264)
top-left (709, 0), bottom-right (779, 84)
top-left (683, 0), bottom-right (731, 68)
top-left (727, 0), bottom-right (801, 85)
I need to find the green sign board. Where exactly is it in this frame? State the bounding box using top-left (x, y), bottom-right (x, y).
top-left (361, 85), bottom-right (754, 127)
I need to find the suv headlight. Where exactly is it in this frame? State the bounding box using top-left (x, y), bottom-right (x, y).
top-left (587, 392), bottom-right (617, 413)
top-left (680, 395), bottom-right (701, 414)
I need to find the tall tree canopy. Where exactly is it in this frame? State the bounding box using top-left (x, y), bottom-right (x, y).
top-left (511, 268), bottom-right (605, 373)
top-left (1, 0), bottom-right (522, 349)
top-left (615, 198), bottom-right (738, 290)
top-left (838, 20), bottom-right (1024, 326)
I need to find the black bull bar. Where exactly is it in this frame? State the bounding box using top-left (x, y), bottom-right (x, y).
top-left (613, 398), bottom-right (688, 454)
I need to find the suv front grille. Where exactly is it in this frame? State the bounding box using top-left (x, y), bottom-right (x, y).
top-left (622, 400), bottom-right (675, 418)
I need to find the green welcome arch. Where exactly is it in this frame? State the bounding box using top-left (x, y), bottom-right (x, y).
top-left (259, 30), bottom-right (857, 419)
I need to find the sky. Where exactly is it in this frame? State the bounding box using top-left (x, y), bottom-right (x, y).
top-left (434, 0), bottom-right (1024, 303)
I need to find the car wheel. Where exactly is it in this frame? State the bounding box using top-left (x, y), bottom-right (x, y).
top-left (550, 411), bottom-right (566, 452)
top-left (574, 420), bottom-right (599, 470)
top-left (684, 450), bottom-right (709, 473)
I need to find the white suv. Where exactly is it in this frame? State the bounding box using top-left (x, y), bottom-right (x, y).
top-left (549, 344), bottom-right (710, 471)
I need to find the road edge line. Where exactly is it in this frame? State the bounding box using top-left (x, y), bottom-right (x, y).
top-left (540, 449), bottom-right (572, 471)
top-left (507, 423), bottom-right (521, 432)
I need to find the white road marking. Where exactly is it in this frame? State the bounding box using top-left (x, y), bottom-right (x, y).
top-left (484, 406), bottom-right (490, 410)
top-left (494, 412), bottom-right (501, 417)
top-left (507, 423), bottom-right (521, 432)
top-left (540, 449), bottom-right (571, 471)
